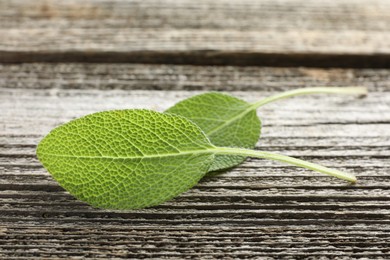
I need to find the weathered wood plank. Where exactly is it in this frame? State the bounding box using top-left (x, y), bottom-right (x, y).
top-left (0, 64), bottom-right (389, 258)
top-left (2, 0), bottom-right (390, 31)
top-left (0, 225), bottom-right (389, 259)
top-left (1, 63), bottom-right (389, 91)
top-left (1, 0), bottom-right (390, 66)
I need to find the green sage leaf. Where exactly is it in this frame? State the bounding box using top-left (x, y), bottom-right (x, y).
top-left (37, 109), bottom-right (215, 209)
top-left (166, 92), bottom-right (260, 171)
top-left (166, 87), bottom-right (367, 171)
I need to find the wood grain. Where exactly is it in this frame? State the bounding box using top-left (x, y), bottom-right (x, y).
top-left (1, 63), bottom-right (390, 91)
top-left (1, 0), bottom-right (390, 66)
top-left (0, 63), bottom-right (389, 258)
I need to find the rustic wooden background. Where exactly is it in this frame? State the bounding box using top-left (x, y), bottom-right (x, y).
top-left (1, 0), bottom-right (389, 259)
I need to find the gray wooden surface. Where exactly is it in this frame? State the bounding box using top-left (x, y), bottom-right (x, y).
top-left (1, 0), bottom-right (390, 67)
top-left (1, 1), bottom-right (390, 259)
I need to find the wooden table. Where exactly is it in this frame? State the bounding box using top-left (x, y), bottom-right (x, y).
top-left (1, 1), bottom-right (389, 259)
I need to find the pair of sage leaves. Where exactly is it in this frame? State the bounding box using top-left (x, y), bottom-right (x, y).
top-left (37, 87), bottom-right (366, 209)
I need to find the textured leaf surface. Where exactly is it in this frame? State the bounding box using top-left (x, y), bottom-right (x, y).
top-left (166, 92), bottom-right (261, 171)
top-left (37, 110), bottom-right (215, 209)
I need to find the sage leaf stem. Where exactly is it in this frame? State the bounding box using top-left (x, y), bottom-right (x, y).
top-left (251, 87), bottom-right (367, 109)
top-left (213, 147), bottom-right (357, 183)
